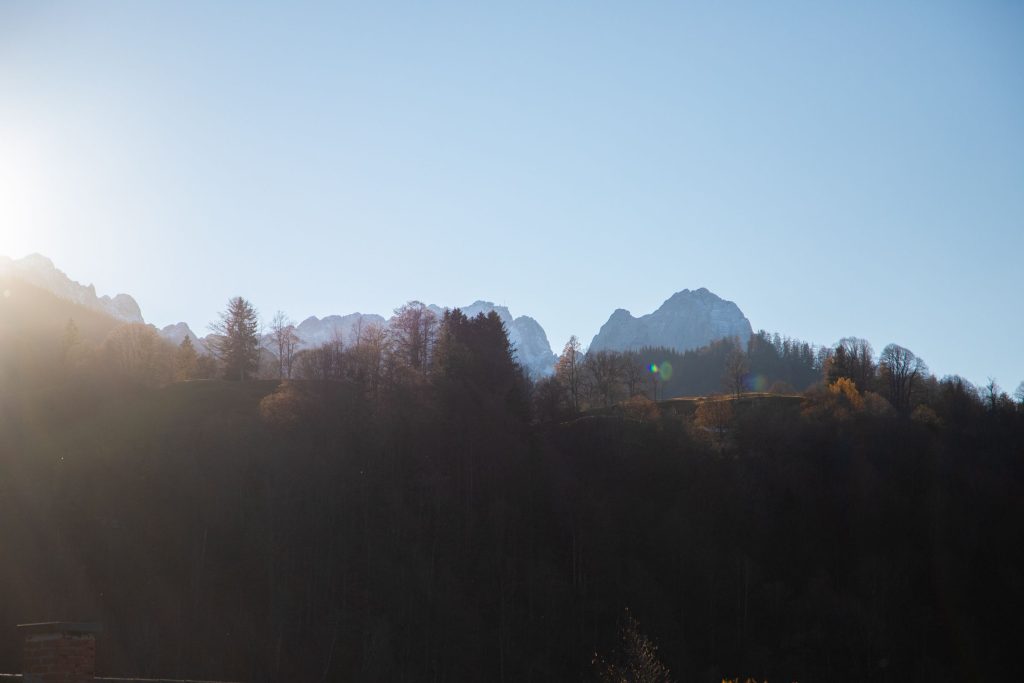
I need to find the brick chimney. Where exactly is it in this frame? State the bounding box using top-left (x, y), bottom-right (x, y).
top-left (18, 622), bottom-right (100, 683)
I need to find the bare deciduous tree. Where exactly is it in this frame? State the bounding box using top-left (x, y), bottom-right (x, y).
top-left (983, 377), bottom-right (1002, 411)
top-left (879, 343), bottom-right (928, 413)
top-left (390, 301), bottom-right (437, 372)
top-left (826, 337), bottom-right (876, 391)
top-left (555, 335), bottom-right (583, 412)
top-left (621, 351), bottom-right (647, 398)
top-left (583, 350), bottom-right (624, 408)
top-left (723, 342), bottom-right (749, 398)
top-left (104, 322), bottom-right (174, 385)
top-left (269, 311), bottom-right (300, 379)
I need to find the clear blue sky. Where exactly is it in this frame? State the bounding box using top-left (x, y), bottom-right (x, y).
top-left (1, 2), bottom-right (1021, 389)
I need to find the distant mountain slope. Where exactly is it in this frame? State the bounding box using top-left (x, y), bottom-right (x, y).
top-left (9, 254), bottom-right (768, 380)
top-left (0, 275), bottom-right (122, 345)
top-left (0, 254), bottom-right (143, 322)
top-left (589, 288), bottom-right (753, 354)
top-left (162, 303), bottom-right (557, 379)
top-left (0, 275), bottom-right (124, 388)
top-left (287, 302), bottom-right (556, 379)
top-left (293, 312), bottom-right (388, 349)
top-left (160, 322), bottom-right (209, 354)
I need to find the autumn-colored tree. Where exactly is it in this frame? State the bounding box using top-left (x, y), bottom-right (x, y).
top-left (593, 609), bottom-right (671, 683)
top-left (825, 337), bottom-right (875, 391)
top-left (348, 321), bottom-right (387, 400)
top-left (555, 335), bottom-right (583, 412)
top-left (258, 381), bottom-right (308, 431)
top-left (803, 377), bottom-right (865, 421)
top-left (103, 322), bottom-right (174, 386)
top-left (695, 397), bottom-right (734, 452)
top-left (830, 376), bottom-right (864, 409)
top-left (622, 394), bottom-right (660, 423)
top-left (175, 334), bottom-right (200, 381)
top-left (861, 390), bottom-right (895, 417)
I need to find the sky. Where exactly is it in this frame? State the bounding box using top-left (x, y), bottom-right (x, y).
top-left (0, 1), bottom-right (1021, 388)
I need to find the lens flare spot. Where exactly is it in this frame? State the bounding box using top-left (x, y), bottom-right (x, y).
top-left (648, 363), bottom-right (658, 374)
top-left (746, 373), bottom-right (767, 392)
top-left (658, 361), bottom-right (673, 381)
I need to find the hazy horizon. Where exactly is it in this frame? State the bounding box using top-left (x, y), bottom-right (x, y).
top-left (1, 2), bottom-right (1021, 389)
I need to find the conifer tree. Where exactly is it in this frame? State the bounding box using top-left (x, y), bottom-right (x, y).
top-left (175, 334), bottom-right (199, 381)
top-left (209, 296), bottom-right (261, 381)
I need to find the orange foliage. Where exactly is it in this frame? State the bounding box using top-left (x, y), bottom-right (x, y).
top-left (622, 394), bottom-right (661, 423)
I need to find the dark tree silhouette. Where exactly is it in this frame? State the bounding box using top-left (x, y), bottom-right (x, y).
top-left (175, 334), bottom-right (199, 381)
top-left (593, 610), bottom-right (672, 683)
top-left (390, 301), bottom-right (437, 372)
top-left (723, 342), bottom-right (749, 397)
top-left (879, 343), bottom-right (928, 413)
top-left (269, 310), bottom-right (300, 379)
top-left (208, 296), bottom-right (261, 380)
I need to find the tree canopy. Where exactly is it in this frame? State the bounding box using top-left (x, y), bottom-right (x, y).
top-left (208, 296), bottom-right (260, 381)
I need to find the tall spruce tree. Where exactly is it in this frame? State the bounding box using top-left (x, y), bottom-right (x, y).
top-left (175, 334), bottom-right (200, 381)
top-left (209, 296), bottom-right (260, 381)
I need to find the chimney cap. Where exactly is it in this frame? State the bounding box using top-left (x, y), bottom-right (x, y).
top-left (17, 622), bottom-right (101, 635)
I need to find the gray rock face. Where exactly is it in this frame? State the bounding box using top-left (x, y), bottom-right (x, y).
top-left (509, 315), bottom-right (557, 379)
top-left (588, 288), bottom-right (752, 353)
top-left (105, 293), bottom-right (143, 322)
top-left (0, 253), bottom-right (144, 323)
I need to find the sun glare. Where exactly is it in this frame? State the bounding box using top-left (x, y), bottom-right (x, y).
top-left (0, 132), bottom-right (44, 257)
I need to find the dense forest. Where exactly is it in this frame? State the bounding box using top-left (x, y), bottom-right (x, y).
top-left (1, 279), bottom-right (1022, 681)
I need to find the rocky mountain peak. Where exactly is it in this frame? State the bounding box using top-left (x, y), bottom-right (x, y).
top-left (160, 322), bottom-right (208, 354)
top-left (0, 253), bottom-right (144, 323)
top-left (589, 288), bottom-right (752, 354)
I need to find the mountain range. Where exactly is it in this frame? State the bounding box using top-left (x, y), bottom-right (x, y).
top-left (0, 254), bottom-right (143, 323)
top-left (588, 288), bottom-right (753, 355)
top-left (2, 254), bottom-right (754, 378)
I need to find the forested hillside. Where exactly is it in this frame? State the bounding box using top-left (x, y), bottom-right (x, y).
top-left (1, 291), bottom-right (1022, 681)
